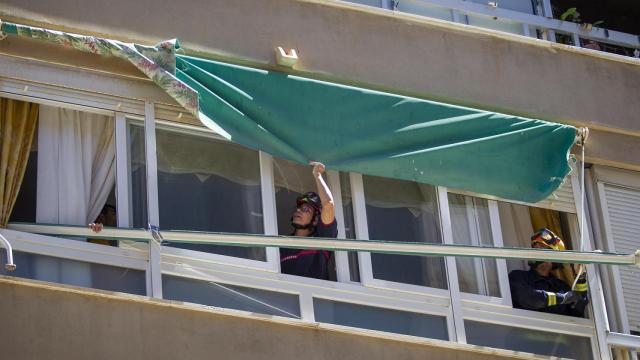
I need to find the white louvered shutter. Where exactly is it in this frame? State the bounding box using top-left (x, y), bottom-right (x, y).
top-left (448, 176), bottom-right (576, 213)
top-left (602, 184), bottom-right (640, 332)
top-left (533, 178), bottom-right (576, 213)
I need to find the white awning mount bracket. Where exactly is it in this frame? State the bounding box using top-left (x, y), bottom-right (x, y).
top-left (575, 127), bottom-right (589, 147)
top-left (276, 47), bottom-right (299, 68)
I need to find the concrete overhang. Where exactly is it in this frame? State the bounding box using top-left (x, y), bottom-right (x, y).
top-left (0, 276), bottom-right (554, 360)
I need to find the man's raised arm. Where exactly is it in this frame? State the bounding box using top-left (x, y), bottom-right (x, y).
top-left (311, 162), bottom-right (335, 225)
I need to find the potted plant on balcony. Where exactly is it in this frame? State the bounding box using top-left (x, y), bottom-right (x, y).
top-left (559, 7), bottom-right (604, 31)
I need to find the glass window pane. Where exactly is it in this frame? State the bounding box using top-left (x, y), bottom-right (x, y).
top-left (448, 194), bottom-right (500, 297)
top-left (465, 320), bottom-right (593, 359)
top-left (467, 0), bottom-right (534, 14)
top-left (273, 158), bottom-right (319, 236)
top-left (129, 123), bottom-right (148, 229)
top-left (153, 128), bottom-right (265, 261)
top-left (396, 1), bottom-right (453, 21)
top-left (363, 175), bottom-right (446, 289)
top-left (339, 173), bottom-right (360, 282)
top-left (0, 251), bottom-right (146, 295)
top-left (314, 298), bottom-right (448, 340)
top-left (465, 14), bottom-right (526, 35)
top-left (162, 275), bottom-right (300, 318)
top-left (343, 0), bottom-right (382, 7)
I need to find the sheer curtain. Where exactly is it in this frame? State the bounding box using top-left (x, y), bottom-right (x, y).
top-left (35, 105), bottom-right (115, 286)
top-left (449, 194), bottom-right (500, 297)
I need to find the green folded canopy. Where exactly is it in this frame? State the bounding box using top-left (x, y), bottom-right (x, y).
top-left (176, 55), bottom-right (576, 203)
top-left (0, 20), bottom-right (580, 203)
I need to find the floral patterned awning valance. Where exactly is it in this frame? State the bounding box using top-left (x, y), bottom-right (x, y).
top-left (0, 20), bottom-right (199, 116)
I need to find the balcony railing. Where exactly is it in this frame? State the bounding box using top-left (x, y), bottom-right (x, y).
top-left (344, 0), bottom-right (640, 58)
top-left (2, 223), bottom-right (639, 358)
top-left (6, 223), bottom-right (639, 267)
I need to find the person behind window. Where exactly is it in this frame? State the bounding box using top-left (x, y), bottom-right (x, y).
top-left (509, 228), bottom-right (588, 317)
top-left (88, 204), bottom-right (118, 246)
top-left (280, 162), bottom-right (337, 280)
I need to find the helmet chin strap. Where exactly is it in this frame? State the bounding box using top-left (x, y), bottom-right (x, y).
top-left (291, 217), bottom-right (316, 230)
top-left (529, 261), bottom-right (562, 270)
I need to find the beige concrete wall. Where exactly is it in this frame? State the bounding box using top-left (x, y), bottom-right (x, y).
top-left (0, 277), bottom-right (540, 360)
top-left (0, 0), bottom-right (638, 169)
top-left (1, 0), bottom-right (639, 133)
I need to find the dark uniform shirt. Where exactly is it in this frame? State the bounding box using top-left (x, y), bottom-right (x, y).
top-left (509, 269), bottom-right (587, 317)
top-left (280, 219), bottom-right (338, 280)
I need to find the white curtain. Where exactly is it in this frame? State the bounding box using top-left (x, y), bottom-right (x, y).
top-left (35, 105), bottom-right (115, 286)
top-left (449, 194), bottom-right (500, 297)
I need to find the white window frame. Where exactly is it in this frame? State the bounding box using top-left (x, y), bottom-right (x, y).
top-left (350, 173), bottom-right (450, 298)
top-left (126, 109), bottom-right (283, 275)
top-left (445, 192), bottom-right (512, 307)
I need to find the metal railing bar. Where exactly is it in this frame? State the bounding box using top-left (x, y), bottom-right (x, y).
top-left (7, 223), bottom-right (639, 267)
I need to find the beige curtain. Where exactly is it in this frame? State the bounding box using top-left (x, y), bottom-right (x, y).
top-left (0, 98), bottom-right (38, 227)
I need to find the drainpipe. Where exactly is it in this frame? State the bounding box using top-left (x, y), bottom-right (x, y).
top-left (0, 233), bottom-right (16, 271)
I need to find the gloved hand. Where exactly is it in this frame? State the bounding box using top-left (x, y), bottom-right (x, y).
top-left (580, 293), bottom-right (590, 306)
top-left (557, 291), bottom-right (581, 305)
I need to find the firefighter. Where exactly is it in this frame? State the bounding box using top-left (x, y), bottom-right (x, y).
top-left (279, 162), bottom-right (337, 280)
top-left (509, 228), bottom-right (589, 317)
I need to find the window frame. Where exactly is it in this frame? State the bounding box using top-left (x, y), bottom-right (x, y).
top-left (350, 173), bottom-right (451, 297)
top-left (446, 194), bottom-right (512, 306)
top-left (124, 110), bottom-right (283, 276)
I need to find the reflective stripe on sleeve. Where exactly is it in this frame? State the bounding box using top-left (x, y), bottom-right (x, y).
top-left (575, 282), bottom-right (588, 292)
top-left (547, 292), bottom-right (557, 306)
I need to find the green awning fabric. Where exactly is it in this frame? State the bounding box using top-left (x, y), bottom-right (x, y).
top-left (176, 55), bottom-right (576, 203)
top-left (0, 18), bottom-right (577, 203)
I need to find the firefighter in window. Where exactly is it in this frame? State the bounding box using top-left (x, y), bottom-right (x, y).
top-left (509, 228), bottom-right (589, 317)
top-left (280, 162), bottom-right (337, 280)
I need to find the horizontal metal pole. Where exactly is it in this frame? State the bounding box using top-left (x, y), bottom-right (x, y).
top-left (8, 223), bottom-right (639, 267)
top-left (607, 332), bottom-right (640, 350)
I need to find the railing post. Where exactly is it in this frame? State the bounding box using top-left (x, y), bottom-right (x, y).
top-left (437, 186), bottom-right (467, 344)
top-left (573, 33), bottom-right (582, 47)
top-left (144, 101), bottom-right (162, 299)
